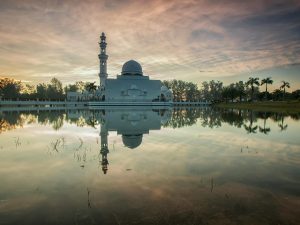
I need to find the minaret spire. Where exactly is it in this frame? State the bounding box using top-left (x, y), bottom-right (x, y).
top-left (98, 32), bottom-right (108, 87)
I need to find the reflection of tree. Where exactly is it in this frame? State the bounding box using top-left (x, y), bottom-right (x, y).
top-left (86, 110), bottom-right (99, 129)
top-left (220, 109), bottom-right (244, 128)
top-left (163, 108), bottom-right (202, 128)
top-left (37, 111), bottom-right (65, 130)
top-left (269, 112), bottom-right (289, 132)
top-left (258, 112), bottom-right (271, 135)
top-left (290, 113), bottom-right (300, 121)
top-left (243, 110), bottom-right (258, 134)
top-left (0, 119), bottom-right (18, 133)
top-left (278, 116), bottom-right (288, 132)
top-left (0, 113), bottom-right (27, 133)
top-left (52, 115), bottom-right (64, 130)
top-left (200, 107), bottom-right (222, 128)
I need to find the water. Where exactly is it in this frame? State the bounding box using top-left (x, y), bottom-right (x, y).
top-left (0, 107), bottom-right (299, 225)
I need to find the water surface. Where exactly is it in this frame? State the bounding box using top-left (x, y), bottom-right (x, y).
top-left (0, 107), bottom-right (300, 225)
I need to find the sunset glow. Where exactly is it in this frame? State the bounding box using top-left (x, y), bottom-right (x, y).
top-left (0, 0), bottom-right (299, 90)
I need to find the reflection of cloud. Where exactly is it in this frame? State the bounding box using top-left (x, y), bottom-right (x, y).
top-left (0, 0), bottom-right (299, 86)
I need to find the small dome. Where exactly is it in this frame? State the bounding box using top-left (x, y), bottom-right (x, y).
top-left (121, 60), bottom-right (143, 76)
top-left (161, 86), bottom-right (169, 92)
top-left (122, 134), bottom-right (143, 149)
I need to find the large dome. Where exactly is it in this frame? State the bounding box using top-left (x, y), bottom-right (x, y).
top-left (121, 60), bottom-right (143, 76)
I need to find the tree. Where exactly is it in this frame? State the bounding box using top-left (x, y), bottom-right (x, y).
top-left (261, 77), bottom-right (273, 100)
top-left (0, 78), bottom-right (22, 99)
top-left (235, 81), bottom-right (246, 102)
top-left (280, 81), bottom-right (290, 100)
top-left (48, 77), bottom-right (64, 100)
top-left (86, 82), bottom-right (97, 100)
top-left (246, 77), bottom-right (260, 101)
top-left (272, 89), bottom-right (282, 101)
top-left (222, 84), bottom-right (239, 102)
top-left (291, 89), bottom-right (300, 100)
top-left (64, 84), bottom-right (78, 92)
top-left (185, 82), bottom-right (198, 101)
top-left (20, 84), bottom-right (36, 100)
top-left (201, 81), bottom-right (210, 101)
top-left (209, 80), bottom-right (223, 102)
top-left (36, 83), bottom-right (48, 100)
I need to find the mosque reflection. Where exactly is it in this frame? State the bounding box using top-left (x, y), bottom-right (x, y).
top-left (96, 108), bottom-right (171, 174)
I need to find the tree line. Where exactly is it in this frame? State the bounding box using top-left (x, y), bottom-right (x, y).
top-left (163, 77), bottom-right (300, 102)
top-left (1, 76), bottom-right (300, 102)
top-left (0, 77), bottom-right (96, 100)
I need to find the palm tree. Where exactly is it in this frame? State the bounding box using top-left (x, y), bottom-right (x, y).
top-left (280, 81), bottom-right (290, 100)
top-left (86, 82), bottom-right (97, 100)
top-left (246, 77), bottom-right (260, 101)
top-left (261, 77), bottom-right (273, 100)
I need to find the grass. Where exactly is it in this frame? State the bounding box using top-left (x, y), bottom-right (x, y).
top-left (215, 100), bottom-right (300, 113)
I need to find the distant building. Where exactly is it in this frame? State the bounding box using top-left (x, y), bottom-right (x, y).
top-left (66, 91), bottom-right (91, 101)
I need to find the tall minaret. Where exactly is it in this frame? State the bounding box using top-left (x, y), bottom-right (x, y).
top-left (98, 32), bottom-right (108, 87)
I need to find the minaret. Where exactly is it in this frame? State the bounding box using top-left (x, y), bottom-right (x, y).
top-left (98, 32), bottom-right (108, 87)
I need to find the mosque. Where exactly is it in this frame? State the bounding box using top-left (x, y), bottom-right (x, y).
top-left (67, 33), bottom-right (172, 103)
top-left (97, 32), bottom-right (172, 103)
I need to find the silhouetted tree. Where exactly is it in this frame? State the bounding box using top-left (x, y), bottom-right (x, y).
top-left (0, 78), bottom-right (22, 99)
top-left (235, 81), bottom-right (246, 102)
top-left (280, 81), bottom-right (290, 100)
top-left (86, 82), bottom-right (97, 100)
top-left (261, 77), bottom-right (273, 100)
top-left (246, 77), bottom-right (260, 101)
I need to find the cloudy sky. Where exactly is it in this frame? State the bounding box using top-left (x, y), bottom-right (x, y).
top-left (0, 0), bottom-right (300, 90)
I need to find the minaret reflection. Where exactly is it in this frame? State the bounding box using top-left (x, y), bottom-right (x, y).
top-left (100, 122), bottom-right (109, 174)
top-left (98, 108), bottom-right (171, 174)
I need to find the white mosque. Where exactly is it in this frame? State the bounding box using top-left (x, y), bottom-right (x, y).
top-left (97, 32), bottom-right (172, 103)
top-left (67, 32), bottom-right (172, 103)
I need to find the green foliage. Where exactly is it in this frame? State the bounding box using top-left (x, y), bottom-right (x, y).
top-left (162, 79), bottom-right (201, 102)
top-left (246, 77), bottom-right (260, 101)
top-left (64, 81), bottom-right (87, 93)
top-left (280, 81), bottom-right (291, 100)
top-left (0, 78), bottom-right (22, 99)
top-left (260, 77), bottom-right (273, 99)
top-left (86, 82), bottom-right (97, 92)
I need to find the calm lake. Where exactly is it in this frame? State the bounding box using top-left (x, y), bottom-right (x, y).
top-left (0, 107), bottom-right (300, 225)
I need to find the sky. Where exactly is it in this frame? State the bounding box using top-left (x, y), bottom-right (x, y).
top-left (0, 0), bottom-right (300, 90)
